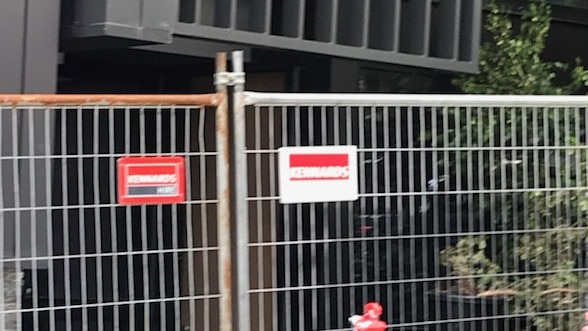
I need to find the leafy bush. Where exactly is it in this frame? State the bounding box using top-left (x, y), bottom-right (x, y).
top-left (442, 1), bottom-right (588, 330)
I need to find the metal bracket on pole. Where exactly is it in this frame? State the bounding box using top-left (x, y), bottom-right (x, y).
top-left (214, 71), bottom-right (246, 87)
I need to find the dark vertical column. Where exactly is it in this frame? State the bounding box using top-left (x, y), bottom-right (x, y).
top-left (0, 1), bottom-right (60, 324)
top-left (16, 0), bottom-right (61, 262)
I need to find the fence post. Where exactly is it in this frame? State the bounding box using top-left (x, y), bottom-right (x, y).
top-left (232, 50), bottom-right (251, 331)
top-left (215, 52), bottom-right (233, 331)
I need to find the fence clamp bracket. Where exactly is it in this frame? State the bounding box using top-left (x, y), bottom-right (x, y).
top-left (214, 72), bottom-right (246, 87)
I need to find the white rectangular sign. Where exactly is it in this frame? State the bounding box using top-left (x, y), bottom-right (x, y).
top-left (278, 146), bottom-right (358, 204)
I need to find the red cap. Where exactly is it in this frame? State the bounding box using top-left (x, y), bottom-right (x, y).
top-left (363, 302), bottom-right (384, 321)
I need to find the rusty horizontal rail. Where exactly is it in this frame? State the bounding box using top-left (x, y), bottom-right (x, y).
top-left (0, 93), bottom-right (220, 106)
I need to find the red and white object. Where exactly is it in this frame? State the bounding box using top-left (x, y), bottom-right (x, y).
top-left (349, 302), bottom-right (387, 331)
top-left (278, 146), bottom-right (358, 204)
top-left (118, 156), bottom-right (186, 205)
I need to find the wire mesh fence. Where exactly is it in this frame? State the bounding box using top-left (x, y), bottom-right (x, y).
top-left (0, 103), bottom-right (221, 331)
top-left (3, 90), bottom-right (588, 331)
top-left (241, 95), bottom-right (588, 331)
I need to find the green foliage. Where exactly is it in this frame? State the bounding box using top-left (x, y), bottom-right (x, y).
top-left (454, 1), bottom-right (588, 95)
top-left (442, 1), bottom-right (588, 330)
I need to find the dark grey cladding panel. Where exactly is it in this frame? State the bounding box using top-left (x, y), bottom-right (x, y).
top-left (62, 0), bottom-right (481, 73)
top-left (175, 0), bottom-right (482, 73)
top-left (61, 0), bottom-right (179, 44)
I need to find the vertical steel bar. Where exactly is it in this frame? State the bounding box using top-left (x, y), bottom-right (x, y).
top-left (281, 105), bottom-right (292, 330)
top-left (370, 106), bottom-right (380, 304)
top-left (77, 106), bottom-right (89, 331)
top-left (232, 50), bottom-right (250, 331)
top-left (346, 105), bottom-right (355, 320)
top-left (59, 107), bottom-right (72, 331)
top-left (407, 106), bottom-right (417, 324)
top-left (45, 107), bottom-right (56, 331)
top-left (297, 0), bottom-right (306, 38)
top-left (382, 105), bottom-right (393, 326)
top-left (441, 106), bottom-right (451, 327)
top-left (499, 105), bottom-right (507, 330)
top-left (358, 106), bottom-right (367, 303)
top-left (573, 106), bottom-right (582, 305)
top-left (465, 106), bottom-right (475, 327)
top-left (12, 108), bottom-right (22, 331)
top-left (268, 106), bottom-right (278, 331)
top-left (510, 106), bottom-right (519, 329)
top-left (294, 105), bottom-right (303, 331)
top-left (430, 105), bottom-right (440, 331)
top-left (542, 107), bottom-right (551, 305)
top-left (139, 108), bottom-right (150, 330)
top-left (555, 107), bottom-right (564, 326)
top-left (320, 105), bottom-right (330, 329)
top-left (334, 107), bottom-right (344, 329)
top-left (197, 105), bottom-right (210, 330)
top-left (395, 105), bottom-right (405, 326)
top-left (308, 106), bottom-right (318, 331)
top-left (155, 106), bottom-right (166, 330)
top-left (93, 106), bottom-right (104, 331)
top-left (124, 106), bottom-right (136, 331)
top-left (361, 0), bottom-right (371, 47)
top-left (108, 107), bottom-right (120, 331)
top-left (530, 106), bottom-right (540, 317)
top-left (185, 101), bottom-right (196, 331)
top-left (170, 107), bottom-right (181, 328)
top-left (418, 105), bottom-right (428, 325)
top-left (520, 106), bottom-right (530, 324)
top-left (27, 107), bottom-right (39, 330)
top-left (254, 104), bottom-right (264, 331)
top-left (215, 52), bottom-right (233, 331)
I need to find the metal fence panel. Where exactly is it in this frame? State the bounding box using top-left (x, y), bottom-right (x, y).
top-left (5, 87), bottom-right (588, 331)
top-left (0, 102), bottom-right (220, 331)
top-left (241, 94), bottom-right (588, 331)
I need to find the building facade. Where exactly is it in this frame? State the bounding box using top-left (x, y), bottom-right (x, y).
top-left (1, 0), bottom-right (483, 96)
top-left (5, 0), bottom-right (588, 330)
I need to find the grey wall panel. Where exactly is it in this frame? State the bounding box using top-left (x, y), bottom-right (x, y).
top-left (304, 0), bottom-right (334, 42)
top-left (459, 0), bottom-right (479, 62)
top-left (429, 0), bottom-right (459, 59)
top-left (399, 0), bottom-right (430, 55)
top-left (368, 0), bottom-right (398, 51)
top-left (143, 0), bottom-right (179, 32)
top-left (336, 0), bottom-right (366, 47)
top-left (200, 0), bottom-right (232, 28)
top-left (0, 0), bottom-right (25, 92)
top-left (236, 0), bottom-right (267, 33)
top-left (271, 0), bottom-right (302, 37)
top-left (178, 0), bottom-right (196, 23)
top-left (107, 0), bottom-right (141, 26)
top-left (23, 0), bottom-right (61, 93)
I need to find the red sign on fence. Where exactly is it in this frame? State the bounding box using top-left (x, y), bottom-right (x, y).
top-left (289, 154), bottom-right (350, 181)
top-left (118, 156), bottom-right (186, 205)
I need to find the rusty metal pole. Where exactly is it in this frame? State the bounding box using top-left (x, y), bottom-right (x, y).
top-left (231, 50), bottom-right (251, 331)
top-left (215, 52), bottom-right (233, 331)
